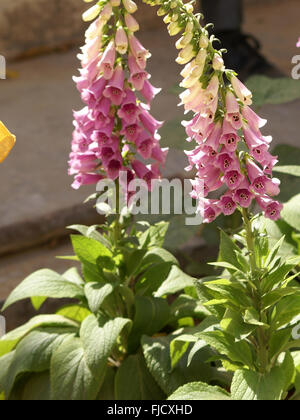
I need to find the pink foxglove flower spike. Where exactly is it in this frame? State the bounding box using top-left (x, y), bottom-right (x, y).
top-left (151, 0), bottom-right (282, 223)
top-left (69, 0), bottom-right (167, 193)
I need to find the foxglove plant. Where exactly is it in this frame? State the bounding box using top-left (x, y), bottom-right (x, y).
top-left (140, 0), bottom-right (300, 401)
top-left (0, 0), bottom-right (201, 401)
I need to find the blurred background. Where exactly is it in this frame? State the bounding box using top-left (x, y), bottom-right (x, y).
top-left (0, 0), bottom-right (299, 329)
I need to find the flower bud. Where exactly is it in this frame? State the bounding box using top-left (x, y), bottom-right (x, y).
top-left (185, 21), bottom-right (194, 33)
top-left (212, 54), bottom-right (225, 71)
top-left (168, 21), bottom-right (182, 36)
top-left (122, 0), bottom-right (138, 14)
top-left (116, 27), bottom-right (128, 54)
top-left (125, 13), bottom-right (139, 32)
top-left (199, 34), bottom-right (209, 49)
top-left (82, 5), bottom-right (101, 22)
top-left (195, 48), bottom-right (207, 65)
top-left (176, 43), bottom-right (195, 64)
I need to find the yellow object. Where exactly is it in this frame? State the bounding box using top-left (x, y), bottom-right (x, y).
top-left (0, 121), bottom-right (16, 163)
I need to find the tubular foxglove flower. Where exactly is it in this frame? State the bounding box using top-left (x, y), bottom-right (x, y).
top-left (70, 0), bottom-right (167, 194)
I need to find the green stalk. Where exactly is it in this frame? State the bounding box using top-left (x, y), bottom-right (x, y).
top-left (241, 208), bottom-right (270, 373)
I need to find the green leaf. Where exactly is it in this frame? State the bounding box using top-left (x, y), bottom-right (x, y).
top-left (30, 296), bottom-right (47, 311)
top-left (2, 327), bottom-right (75, 398)
top-left (135, 262), bottom-right (173, 296)
top-left (51, 316), bottom-right (132, 400)
top-left (273, 166), bottom-right (300, 177)
top-left (62, 267), bottom-right (84, 287)
top-left (231, 367), bottom-right (286, 400)
top-left (262, 288), bottom-right (299, 310)
top-left (168, 382), bottom-right (231, 400)
top-left (281, 194), bottom-right (300, 232)
top-left (115, 354), bottom-right (165, 400)
top-left (21, 372), bottom-right (51, 401)
top-left (97, 366), bottom-right (116, 400)
top-left (2, 269), bottom-right (84, 311)
top-left (56, 305), bottom-right (92, 323)
top-left (155, 266), bottom-right (196, 298)
top-left (68, 225), bottom-right (111, 249)
top-left (262, 258), bottom-right (300, 292)
top-left (84, 283), bottom-right (114, 313)
top-left (269, 328), bottom-right (293, 360)
top-left (170, 336), bottom-right (197, 369)
top-left (272, 294), bottom-right (300, 329)
top-left (128, 296), bottom-right (170, 353)
top-left (208, 261), bottom-right (244, 274)
top-left (139, 222), bottom-right (169, 248)
top-left (244, 308), bottom-right (269, 327)
top-left (218, 230), bottom-right (243, 272)
top-left (203, 281), bottom-right (251, 309)
top-left (0, 315), bottom-right (78, 357)
top-left (80, 315), bottom-right (132, 377)
top-left (142, 333), bottom-right (230, 396)
top-left (0, 352), bottom-right (15, 397)
top-left (50, 336), bottom-right (102, 401)
top-left (197, 330), bottom-right (254, 368)
top-left (170, 295), bottom-right (210, 321)
top-left (220, 309), bottom-right (255, 341)
top-left (140, 247), bottom-right (179, 270)
top-left (246, 76), bottom-right (300, 107)
top-left (71, 235), bottom-right (113, 268)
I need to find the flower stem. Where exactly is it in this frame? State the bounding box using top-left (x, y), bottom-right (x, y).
top-left (241, 208), bottom-right (256, 274)
top-left (241, 208), bottom-right (269, 373)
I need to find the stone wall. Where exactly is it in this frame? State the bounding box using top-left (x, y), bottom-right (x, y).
top-left (0, 0), bottom-right (163, 59)
top-left (0, 0), bottom-right (282, 59)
